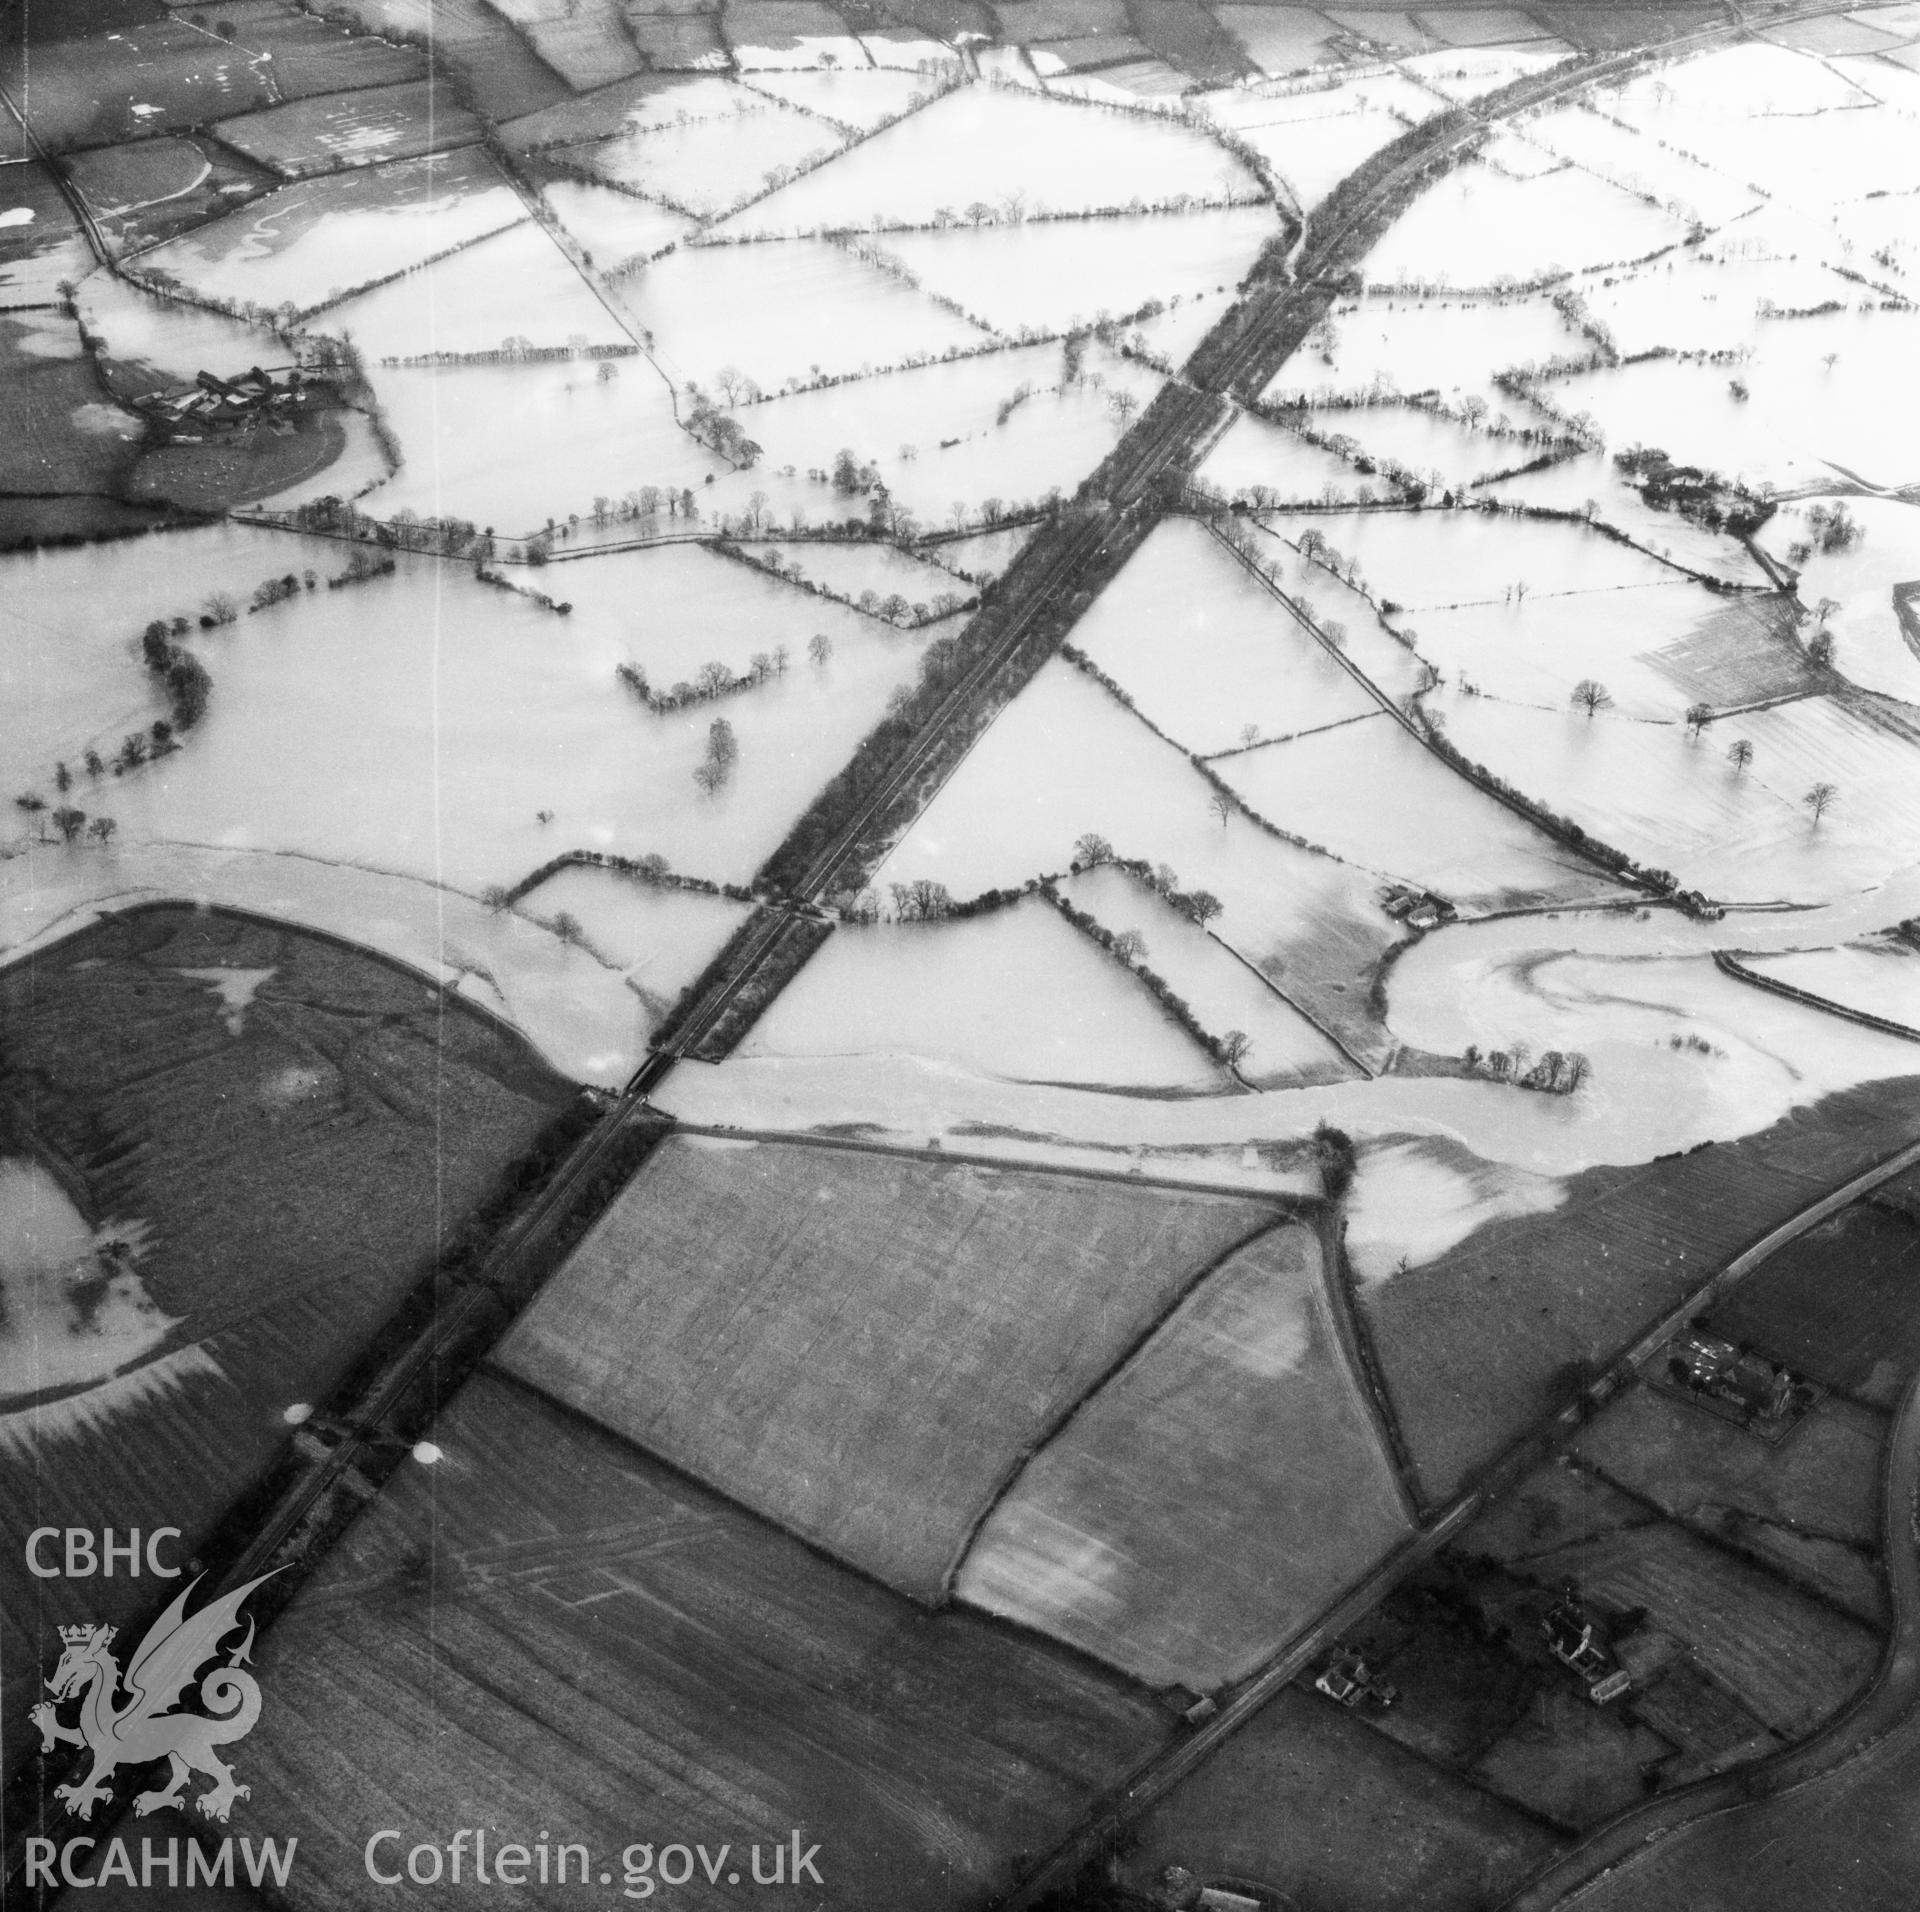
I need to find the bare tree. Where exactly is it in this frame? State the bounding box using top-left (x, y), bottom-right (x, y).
top-left (1111, 929), bottom-right (1146, 965)
top-left (87, 816), bottom-right (117, 849)
top-left (1684, 703), bottom-right (1713, 738)
top-left (1220, 1030), bottom-right (1252, 1071)
top-left (1109, 389), bottom-right (1139, 430)
top-left (1804, 781), bottom-right (1838, 825)
top-left (808, 632), bottom-right (833, 666)
top-left (1570, 679), bottom-right (1614, 720)
top-left (51, 806), bottom-right (86, 844)
top-left (1727, 738), bottom-right (1754, 774)
top-left (1073, 833), bottom-right (1114, 868)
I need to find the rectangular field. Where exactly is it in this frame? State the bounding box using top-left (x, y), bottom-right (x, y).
top-left (212, 82), bottom-right (482, 177)
top-left (497, 1133), bottom-right (1282, 1593)
top-left (1219, 715), bottom-right (1626, 911)
top-left (1072, 516), bottom-right (1382, 754)
top-left (1710, 1197), bottom-right (1920, 1408)
top-left (957, 1222), bottom-right (1412, 1690)
top-left (1574, 1380), bottom-right (1888, 1621)
top-left (1118, 1684), bottom-right (1564, 1911)
top-left (232, 1368), bottom-right (1173, 1911)
top-left (739, 899), bottom-right (1227, 1089)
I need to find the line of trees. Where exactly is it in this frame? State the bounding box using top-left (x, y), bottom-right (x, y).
top-left (618, 649), bottom-right (788, 714)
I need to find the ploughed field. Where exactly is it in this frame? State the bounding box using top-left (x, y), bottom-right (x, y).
top-left (223, 1367), bottom-right (1173, 1911)
top-left (496, 1132), bottom-right (1286, 1596)
top-left (0, 904), bottom-right (575, 1750)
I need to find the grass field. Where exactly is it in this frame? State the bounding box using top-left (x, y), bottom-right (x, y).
top-left (62, 135), bottom-right (274, 256)
top-left (0, 315), bottom-right (145, 496)
top-left (314, 0), bottom-right (574, 120)
top-left (1359, 1074), bottom-right (1920, 1505)
top-left (957, 1221), bottom-right (1411, 1691)
top-left (496, 1133), bottom-right (1283, 1595)
top-left (1520, 1508), bottom-right (1881, 1737)
top-left (491, 0), bottom-right (644, 90)
top-left (0, 17), bottom-right (278, 149)
top-left (230, 1367), bottom-right (1173, 1910)
top-left (1575, 1379), bottom-right (1888, 1622)
top-left (0, 904), bottom-right (574, 1746)
top-left (1710, 1197), bottom-right (1920, 1410)
top-left (1118, 1682), bottom-right (1566, 1911)
top-left (1564, 1695), bottom-right (1920, 1911)
top-left (213, 82), bottom-right (482, 178)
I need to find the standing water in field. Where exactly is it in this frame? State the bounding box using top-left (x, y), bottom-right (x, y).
top-left (0, 1157), bottom-right (170, 1403)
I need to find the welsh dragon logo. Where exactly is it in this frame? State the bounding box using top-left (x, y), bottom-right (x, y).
top-left (28, 1571), bottom-right (277, 1824)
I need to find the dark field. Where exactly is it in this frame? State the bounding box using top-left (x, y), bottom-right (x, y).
top-left (500, 72), bottom-right (674, 149)
top-left (1573, 1709), bottom-right (1920, 1912)
top-left (204, 0), bottom-right (428, 95)
top-left (1360, 1075), bottom-right (1920, 1504)
top-left (1643, 596), bottom-right (1816, 712)
top-left (233, 1368), bottom-right (1173, 1911)
top-left (1709, 1197), bottom-right (1920, 1408)
top-left (0, 319), bottom-right (145, 496)
top-left (1574, 1380), bottom-right (1888, 1622)
top-left (213, 82), bottom-right (481, 178)
top-left (62, 136), bottom-right (275, 255)
top-left (1127, 0), bottom-right (1251, 84)
top-left (1531, 3), bottom-right (1722, 49)
top-left (0, 19), bottom-right (279, 150)
top-left (1340, 1540), bottom-right (1675, 1830)
top-left (1119, 1683), bottom-right (1565, 1912)
top-left (0, 904), bottom-right (574, 1751)
top-left (626, 12), bottom-right (731, 68)
top-left (311, 0), bottom-right (573, 122)
top-left (0, 494), bottom-right (182, 550)
top-left (1515, 1493), bottom-right (1879, 1740)
top-left (498, 1133), bottom-right (1283, 1597)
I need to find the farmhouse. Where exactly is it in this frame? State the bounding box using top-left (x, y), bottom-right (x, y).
top-left (1542, 1590), bottom-right (1632, 1704)
top-left (1670, 1331), bottom-right (1797, 1423)
top-left (133, 365), bottom-right (322, 440)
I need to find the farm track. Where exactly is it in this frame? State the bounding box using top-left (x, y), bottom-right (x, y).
top-left (4, 7), bottom-right (1879, 1898)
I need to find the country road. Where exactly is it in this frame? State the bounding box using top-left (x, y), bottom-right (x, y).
top-left (997, 1137), bottom-right (1920, 1911)
top-left (1498, 1357), bottom-right (1920, 1911)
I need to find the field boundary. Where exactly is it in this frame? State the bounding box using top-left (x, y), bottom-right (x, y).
top-left (665, 1120), bottom-right (1316, 1206)
top-left (936, 1213), bottom-right (1315, 1601)
top-left (1713, 949), bottom-right (1920, 1045)
top-left (1318, 1207), bottom-right (1422, 1519)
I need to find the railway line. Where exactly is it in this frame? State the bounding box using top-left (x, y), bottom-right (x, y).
top-left (2, 6), bottom-right (1871, 1894)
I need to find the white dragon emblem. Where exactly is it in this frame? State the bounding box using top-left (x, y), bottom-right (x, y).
top-left (28, 1572), bottom-right (277, 1824)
